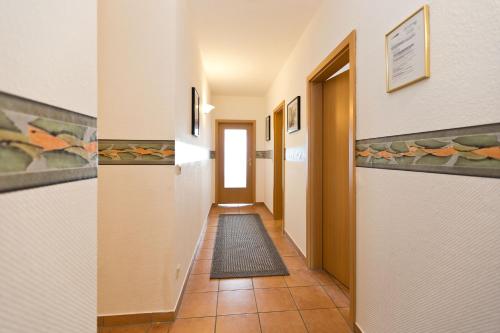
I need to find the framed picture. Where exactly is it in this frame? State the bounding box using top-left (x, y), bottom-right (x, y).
top-left (287, 96), bottom-right (300, 133)
top-left (191, 87), bottom-right (200, 136)
top-left (265, 115), bottom-right (271, 141)
top-left (385, 5), bottom-right (430, 93)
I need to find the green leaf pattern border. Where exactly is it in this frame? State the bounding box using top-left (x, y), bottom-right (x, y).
top-left (356, 123), bottom-right (500, 178)
top-left (0, 92), bottom-right (97, 193)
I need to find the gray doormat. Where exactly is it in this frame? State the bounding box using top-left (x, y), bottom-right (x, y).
top-left (210, 214), bottom-right (289, 279)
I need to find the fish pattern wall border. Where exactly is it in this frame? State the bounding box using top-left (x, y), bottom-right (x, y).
top-left (356, 123), bottom-right (500, 178)
top-left (98, 140), bottom-right (175, 165)
top-left (0, 91), bottom-right (97, 193)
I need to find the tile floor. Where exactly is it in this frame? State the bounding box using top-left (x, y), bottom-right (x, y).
top-left (99, 204), bottom-right (352, 333)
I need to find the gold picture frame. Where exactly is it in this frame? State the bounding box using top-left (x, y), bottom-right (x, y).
top-left (385, 5), bottom-right (430, 93)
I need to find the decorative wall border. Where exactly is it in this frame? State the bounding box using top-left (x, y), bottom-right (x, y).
top-left (356, 123), bottom-right (500, 178)
top-left (98, 140), bottom-right (175, 165)
top-left (256, 150), bottom-right (273, 159)
top-left (0, 91), bottom-right (97, 193)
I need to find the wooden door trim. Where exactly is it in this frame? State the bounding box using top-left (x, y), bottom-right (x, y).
top-left (272, 101), bottom-right (285, 222)
top-left (215, 119), bottom-right (256, 203)
top-left (306, 30), bottom-right (357, 327)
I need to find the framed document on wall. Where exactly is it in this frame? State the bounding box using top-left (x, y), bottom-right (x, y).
top-left (385, 5), bottom-right (430, 93)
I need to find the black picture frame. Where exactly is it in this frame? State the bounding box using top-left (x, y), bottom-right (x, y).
top-left (287, 96), bottom-right (300, 133)
top-left (191, 87), bottom-right (200, 137)
top-left (265, 115), bottom-right (271, 141)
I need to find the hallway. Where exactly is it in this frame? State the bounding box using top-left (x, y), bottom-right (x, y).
top-left (1, 1), bottom-right (500, 333)
top-left (99, 204), bottom-right (351, 333)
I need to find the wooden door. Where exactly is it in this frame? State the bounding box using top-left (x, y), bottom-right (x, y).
top-left (273, 106), bottom-right (284, 220)
top-left (216, 121), bottom-right (255, 203)
top-left (322, 70), bottom-right (350, 287)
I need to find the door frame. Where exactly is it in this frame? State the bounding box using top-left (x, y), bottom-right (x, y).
top-left (306, 31), bottom-right (357, 326)
top-left (215, 119), bottom-right (256, 204)
top-left (272, 101), bottom-right (285, 222)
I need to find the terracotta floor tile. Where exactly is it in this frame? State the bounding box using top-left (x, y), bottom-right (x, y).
top-left (204, 232), bottom-right (217, 240)
top-left (196, 248), bottom-right (213, 260)
top-left (284, 269), bottom-right (319, 287)
top-left (192, 260), bottom-right (212, 275)
top-left (260, 216), bottom-right (276, 223)
top-left (221, 207), bottom-right (240, 214)
top-left (275, 243), bottom-right (299, 257)
top-left (239, 204), bottom-right (257, 213)
top-left (323, 284), bottom-right (350, 308)
top-left (300, 308), bottom-right (352, 333)
top-left (177, 292), bottom-right (217, 318)
top-left (267, 231), bottom-right (284, 239)
top-left (260, 217), bottom-right (277, 223)
top-left (99, 325), bottom-right (150, 333)
top-left (289, 286), bottom-right (335, 310)
top-left (210, 205), bottom-right (225, 212)
top-left (271, 238), bottom-right (290, 246)
top-left (259, 311), bottom-right (307, 333)
top-left (207, 226), bottom-right (218, 233)
top-left (186, 274), bottom-right (218, 293)
top-left (264, 225), bottom-right (283, 233)
top-left (272, 242), bottom-right (294, 253)
top-left (169, 317), bottom-right (215, 333)
top-left (217, 289), bottom-right (257, 315)
top-left (255, 210), bottom-right (274, 220)
top-left (201, 239), bottom-right (215, 249)
top-left (207, 218), bottom-right (218, 227)
top-left (309, 270), bottom-right (334, 285)
top-left (239, 209), bottom-right (257, 215)
top-left (254, 287), bottom-right (296, 312)
top-left (97, 206), bottom-right (351, 333)
top-left (216, 314), bottom-right (261, 333)
top-left (338, 307), bottom-right (350, 323)
top-left (252, 276), bottom-right (287, 289)
top-left (149, 323), bottom-right (171, 333)
top-left (219, 278), bottom-right (253, 290)
top-left (282, 257), bottom-right (308, 270)
top-left (263, 220), bottom-right (282, 227)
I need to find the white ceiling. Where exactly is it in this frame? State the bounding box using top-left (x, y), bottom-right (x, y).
top-left (188, 0), bottom-right (323, 96)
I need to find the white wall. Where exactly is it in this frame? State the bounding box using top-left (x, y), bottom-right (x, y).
top-left (211, 95), bottom-right (268, 203)
top-left (98, 0), bottom-right (213, 315)
top-left (171, 0), bottom-right (214, 310)
top-left (0, 1), bottom-right (97, 332)
top-left (98, 0), bottom-right (175, 138)
top-left (265, 0), bottom-right (500, 332)
top-left (97, 0), bottom-right (177, 315)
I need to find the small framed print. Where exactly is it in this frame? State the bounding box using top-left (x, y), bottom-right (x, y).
top-left (265, 115), bottom-right (271, 141)
top-left (287, 96), bottom-right (300, 133)
top-left (386, 5), bottom-right (430, 93)
top-left (191, 87), bottom-right (200, 136)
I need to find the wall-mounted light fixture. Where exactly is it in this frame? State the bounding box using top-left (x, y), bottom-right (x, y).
top-left (202, 103), bottom-right (215, 114)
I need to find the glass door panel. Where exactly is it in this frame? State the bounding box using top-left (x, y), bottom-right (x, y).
top-left (223, 129), bottom-right (247, 188)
